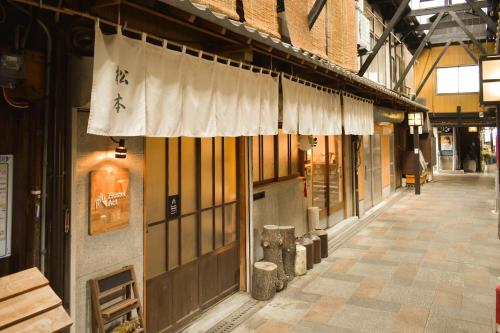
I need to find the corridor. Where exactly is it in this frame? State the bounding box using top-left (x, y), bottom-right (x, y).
top-left (233, 174), bottom-right (499, 333)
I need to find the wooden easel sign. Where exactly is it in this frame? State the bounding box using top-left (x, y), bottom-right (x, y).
top-left (89, 167), bottom-right (130, 235)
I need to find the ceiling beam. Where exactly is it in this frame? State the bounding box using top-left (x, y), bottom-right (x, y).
top-left (358, 0), bottom-right (410, 76)
top-left (465, 0), bottom-right (496, 32)
top-left (395, 10), bottom-right (445, 91)
top-left (412, 17), bottom-right (485, 31)
top-left (416, 40), bottom-right (451, 97)
top-left (428, 32), bottom-right (488, 44)
top-left (458, 40), bottom-right (479, 63)
top-left (449, 10), bottom-right (487, 54)
top-left (408, 1), bottom-right (488, 16)
top-left (308, 0), bottom-right (327, 29)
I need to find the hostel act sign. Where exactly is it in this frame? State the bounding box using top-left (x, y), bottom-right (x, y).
top-left (89, 168), bottom-right (130, 235)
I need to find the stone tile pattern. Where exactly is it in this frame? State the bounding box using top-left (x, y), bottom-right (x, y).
top-left (233, 174), bottom-right (500, 333)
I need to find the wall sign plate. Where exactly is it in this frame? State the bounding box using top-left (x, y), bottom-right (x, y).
top-left (167, 195), bottom-right (180, 219)
top-left (89, 167), bottom-right (130, 235)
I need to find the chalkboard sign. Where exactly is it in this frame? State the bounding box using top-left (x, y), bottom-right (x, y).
top-left (168, 195), bottom-right (180, 219)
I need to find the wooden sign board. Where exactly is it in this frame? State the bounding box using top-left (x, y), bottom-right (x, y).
top-left (89, 168), bottom-right (130, 235)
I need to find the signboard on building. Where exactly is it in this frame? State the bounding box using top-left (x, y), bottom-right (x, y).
top-left (0, 155), bottom-right (13, 258)
top-left (89, 167), bottom-right (130, 235)
top-left (167, 195), bottom-right (180, 219)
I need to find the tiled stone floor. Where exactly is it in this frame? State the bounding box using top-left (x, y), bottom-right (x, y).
top-left (234, 174), bottom-right (500, 333)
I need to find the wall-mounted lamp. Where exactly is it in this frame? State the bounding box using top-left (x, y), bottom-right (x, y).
top-left (407, 111), bottom-right (423, 195)
top-left (110, 137), bottom-right (127, 159)
top-left (479, 55), bottom-right (500, 105)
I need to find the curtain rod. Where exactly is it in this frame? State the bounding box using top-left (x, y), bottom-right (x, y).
top-left (12, 0), bottom-right (280, 76)
top-left (282, 73), bottom-right (341, 95)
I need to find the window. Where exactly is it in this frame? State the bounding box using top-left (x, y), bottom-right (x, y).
top-left (436, 65), bottom-right (479, 94)
top-left (145, 137), bottom-right (239, 278)
top-left (253, 130), bottom-right (301, 184)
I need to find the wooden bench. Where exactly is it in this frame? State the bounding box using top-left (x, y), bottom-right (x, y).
top-left (90, 266), bottom-right (144, 333)
top-left (0, 267), bottom-right (72, 332)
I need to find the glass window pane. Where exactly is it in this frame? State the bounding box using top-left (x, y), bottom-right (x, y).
top-left (215, 207), bottom-right (223, 249)
top-left (215, 137), bottom-right (223, 205)
top-left (329, 136), bottom-right (343, 207)
top-left (252, 136), bottom-right (260, 182)
top-left (312, 136), bottom-right (327, 210)
top-left (263, 135), bottom-right (275, 180)
top-left (201, 210), bottom-right (213, 255)
top-left (168, 138), bottom-right (179, 196)
top-left (181, 215), bottom-right (197, 264)
top-left (201, 138), bottom-right (213, 209)
top-left (437, 67), bottom-right (459, 94)
top-left (146, 138), bottom-right (166, 223)
top-left (224, 203), bottom-right (237, 244)
top-left (291, 134), bottom-right (299, 176)
top-left (278, 131), bottom-right (289, 178)
top-left (458, 66), bottom-right (479, 93)
top-left (224, 138), bottom-right (237, 202)
top-left (147, 223), bottom-right (166, 278)
top-left (168, 220), bottom-right (179, 270)
top-left (181, 137), bottom-right (196, 214)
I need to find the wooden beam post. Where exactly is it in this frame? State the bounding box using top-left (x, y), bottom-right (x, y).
top-left (416, 40), bottom-right (452, 96)
top-left (308, 0), bottom-right (327, 29)
top-left (465, 0), bottom-right (497, 32)
top-left (449, 11), bottom-right (487, 55)
top-left (359, 0), bottom-right (410, 77)
top-left (459, 40), bottom-right (479, 63)
top-left (395, 10), bottom-right (446, 91)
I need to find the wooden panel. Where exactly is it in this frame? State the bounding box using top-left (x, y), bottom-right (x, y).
top-left (171, 261), bottom-right (199, 323)
top-left (381, 135), bottom-right (391, 188)
top-left (199, 254), bottom-right (218, 306)
top-left (414, 42), bottom-right (495, 113)
top-left (2, 306), bottom-right (71, 333)
top-left (146, 272), bottom-right (172, 333)
top-left (0, 268), bottom-right (48, 302)
top-left (145, 138), bottom-right (166, 223)
top-left (218, 244), bottom-right (239, 293)
top-left (0, 285), bottom-right (61, 329)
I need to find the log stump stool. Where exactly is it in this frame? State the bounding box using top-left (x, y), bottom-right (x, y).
top-left (311, 234), bottom-right (321, 264)
top-left (315, 229), bottom-right (329, 258)
top-left (261, 225), bottom-right (287, 290)
top-left (279, 226), bottom-right (296, 282)
top-left (252, 261), bottom-right (278, 301)
top-left (294, 244), bottom-right (307, 276)
top-left (299, 237), bottom-right (314, 270)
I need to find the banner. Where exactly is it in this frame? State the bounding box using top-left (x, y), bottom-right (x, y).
top-left (89, 23), bottom-right (279, 137)
top-left (88, 22), bottom-right (146, 136)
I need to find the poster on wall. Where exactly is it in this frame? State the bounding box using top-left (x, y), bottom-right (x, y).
top-left (89, 167), bottom-right (130, 235)
top-left (440, 135), bottom-right (453, 156)
top-left (0, 155), bottom-right (13, 259)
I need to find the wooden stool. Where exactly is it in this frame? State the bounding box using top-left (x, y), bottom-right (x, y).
top-left (252, 261), bottom-right (278, 301)
top-left (311, 234), bottom-right (321, 264)
top-left (294, 244), bottom-right (307, 276)
top-left (315, 229), bottom-right (329, 258)
top-left (299, 237), bottom-right (314, 270)
top-left (279, 226), bottom-right (296, 281)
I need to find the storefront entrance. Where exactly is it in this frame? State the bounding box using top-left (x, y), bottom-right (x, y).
top-left (309, 135), bottom-right (345, 227)
top-left (145, 137), bottom-right (243, 333)
top-left (361, 134), bottom-right (383, 211)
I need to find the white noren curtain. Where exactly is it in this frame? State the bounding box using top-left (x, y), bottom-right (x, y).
top-left (281, 76), bottom-right (342, 135)
top-left (88, 23), bottom-right (279, 137)
top-left (343, 95), bottom-right (374, 135)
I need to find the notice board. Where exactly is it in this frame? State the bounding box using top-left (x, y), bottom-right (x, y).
top-left (0, 155), bottom-right (13, 258)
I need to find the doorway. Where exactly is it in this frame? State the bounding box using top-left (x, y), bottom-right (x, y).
top-left (145, 137), bottom-right (243, 333)
top-left (362, 134), bottom-right (383, 212)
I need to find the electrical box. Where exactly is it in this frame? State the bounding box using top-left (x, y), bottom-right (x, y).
top-left (0, 53), bottom-right (25, 88)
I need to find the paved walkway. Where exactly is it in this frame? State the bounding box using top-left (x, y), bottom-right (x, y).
top-left (234, 174), bottom-right (500, 333)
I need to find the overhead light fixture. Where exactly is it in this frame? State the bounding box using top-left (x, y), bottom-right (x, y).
top-left (110, 137), bottom-right (127, 159)
top-left (468, 127), bottom-right (478, 133)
